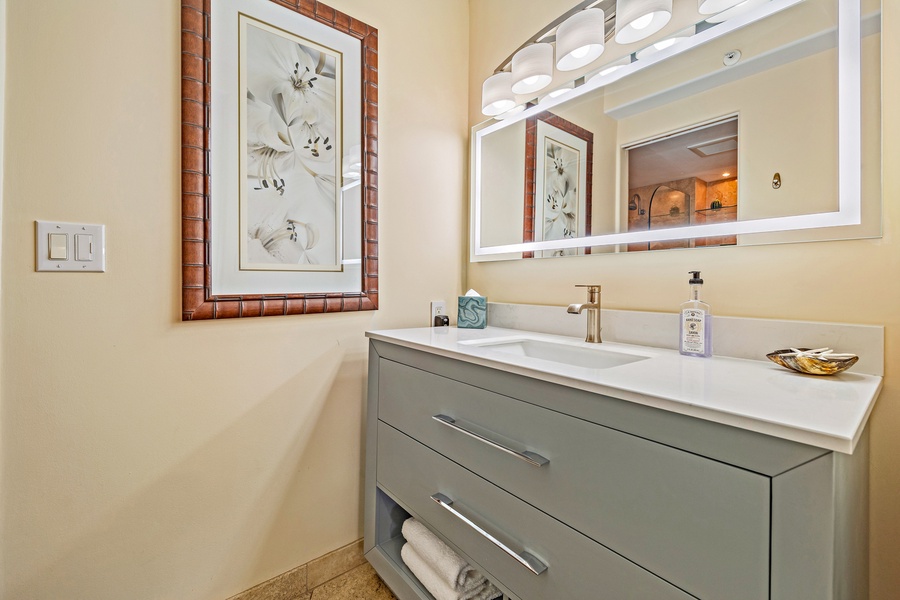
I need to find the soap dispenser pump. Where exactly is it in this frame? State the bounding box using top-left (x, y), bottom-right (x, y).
top-left (679, 271), bottom-right (712, 357)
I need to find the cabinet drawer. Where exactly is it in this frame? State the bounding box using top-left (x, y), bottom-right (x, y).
top-left (379, 358), bottom-right (770, 600)
top-left (377, 422), bottom-right (694, 600)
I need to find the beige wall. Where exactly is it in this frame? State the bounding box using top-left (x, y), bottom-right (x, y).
top-left (0, 1), bottom-right (468, 599)
top-left (480, 120), bottom-right (526, 247)
top-left (468, 1), bottom-right (899, 597)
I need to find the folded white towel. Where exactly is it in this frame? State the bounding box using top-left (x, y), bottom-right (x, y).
top-left (401, 543), bottom-right (502, 600)
top-left (465, 582), bottom-right (503, 600)
top-left (402, 518), bottom-right (482, 591)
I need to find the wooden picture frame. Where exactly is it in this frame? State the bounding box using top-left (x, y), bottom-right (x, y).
top-left (181, 0), bottom-right (378, 320)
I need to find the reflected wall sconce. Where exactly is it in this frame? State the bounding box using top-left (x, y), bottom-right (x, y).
top-left (556, 8), bottom-right (607, 71)
top-left (481, 72), bottom-right (516, 116)
top-left (614, 0), bottom-right (673, 44)
top-left (511, 43), bottom-right (554, 94)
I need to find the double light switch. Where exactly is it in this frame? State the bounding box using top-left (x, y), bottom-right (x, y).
top-left (36, 221), bottom-right (106, 272)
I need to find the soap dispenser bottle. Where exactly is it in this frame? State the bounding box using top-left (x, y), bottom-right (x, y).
top-left (680, 271), bottom-right (712, 357)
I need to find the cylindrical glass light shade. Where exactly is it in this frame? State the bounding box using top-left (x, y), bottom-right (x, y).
top-left (511, 43), bottom-right (553, 94)
top-left (614, 0), bottom-right (673, 44)
top-left (556, 8), bottom-right (606, 71)
top-left (481, 72), bottom-right (515, 116)
top-left (698, 0), bottom-right (746, 15)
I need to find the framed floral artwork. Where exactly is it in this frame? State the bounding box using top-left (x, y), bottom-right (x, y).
top-left (181, 0), bottom-right (378, 320)
top-left (523, 112), bottom-right (593, 259)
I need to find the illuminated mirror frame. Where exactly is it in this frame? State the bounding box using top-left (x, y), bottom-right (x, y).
top-left (471, 0), bottom-right (864, 259)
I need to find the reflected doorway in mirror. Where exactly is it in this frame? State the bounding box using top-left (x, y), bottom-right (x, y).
top-left (625, 116), bottom-right (738, 252)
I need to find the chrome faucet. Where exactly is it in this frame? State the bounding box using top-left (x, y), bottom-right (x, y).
top-left (567, 284), bottom-right (602, 343)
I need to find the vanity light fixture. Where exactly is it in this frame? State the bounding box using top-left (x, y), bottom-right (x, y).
top-left (614, 0), bottom-right (673, 45)
top-left (698, 0), bottom-right (747, 14)
top-left (511, 43), bottom-right (554, 94)
top-left (481, 72), bottom-right (516, 116)
top-left (556, 8), bottom-right (607, 71)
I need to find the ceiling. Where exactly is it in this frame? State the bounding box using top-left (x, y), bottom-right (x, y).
top-left (628, 118), bottom-right (739, 188)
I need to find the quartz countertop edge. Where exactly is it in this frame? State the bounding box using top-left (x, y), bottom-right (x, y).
top-left (366, 327), bottom-right (883, 454)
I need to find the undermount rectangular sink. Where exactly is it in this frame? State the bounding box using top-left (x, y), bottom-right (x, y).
top-left (460, 336), bottom-right (652, 370)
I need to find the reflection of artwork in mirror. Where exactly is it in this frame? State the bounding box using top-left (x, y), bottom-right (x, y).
top-left (525, 113), bottom-right (593, 258)
top-left (626, 117), bottom-right (738, 252)
top-left (240, 16), bottom-right (342, 272)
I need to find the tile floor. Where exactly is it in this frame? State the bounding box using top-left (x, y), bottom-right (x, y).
top-left (309, 563), bottom-right (397, 600)
top-left (228, 540), bottom-right (397, 600)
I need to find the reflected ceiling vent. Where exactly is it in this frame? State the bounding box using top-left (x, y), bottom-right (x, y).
top-left (688, 135), bottom-right (738, 157)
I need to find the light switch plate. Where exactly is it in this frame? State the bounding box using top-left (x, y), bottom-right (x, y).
top-left (36, 221), bottom-right (106, 272)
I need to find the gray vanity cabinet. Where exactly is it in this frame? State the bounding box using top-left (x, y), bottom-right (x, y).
top-left (364, 340), bottom-right (869, 600)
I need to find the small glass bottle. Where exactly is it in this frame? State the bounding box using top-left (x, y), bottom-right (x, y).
top-left (679, 271), bottom-right (712, 357)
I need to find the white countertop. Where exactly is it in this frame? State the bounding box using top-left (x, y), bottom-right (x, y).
top-left (367, 326), bottom-right (882, 454)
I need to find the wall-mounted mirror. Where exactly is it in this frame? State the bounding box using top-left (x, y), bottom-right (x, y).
top-left (471, 0), bottom-right (882, 261)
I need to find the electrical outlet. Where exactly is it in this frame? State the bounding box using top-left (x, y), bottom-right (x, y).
top-left (430, 301), bottom-right (447, 326)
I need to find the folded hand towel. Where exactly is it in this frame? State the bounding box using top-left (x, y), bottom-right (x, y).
top-left (401, 542), bottom-right (459, 600)
top-left (402, 518), bottom-right (483, 591)
top-left (462, 580), bottom-right (503, 600)
top-left (400, 543), bottom-right (502, 600)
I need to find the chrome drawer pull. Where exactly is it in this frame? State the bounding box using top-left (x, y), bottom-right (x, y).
top-left (430, 493), bottom-right (548, 576)
top-left (432, 414), bottom-right (549, 467)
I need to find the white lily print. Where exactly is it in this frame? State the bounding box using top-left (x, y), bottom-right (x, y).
top-left (544, 142), bottom-right (578, 243)
top-left (246, 94), bottom-right (338, 199)
top-left (247, 95), bottom-right (294, 195)
top-left (246, 25), bottom-right (336, 172)
top-left (241, 20), bottom-right (341, 269)
top-left (247, 196), bottom-right (320, 265)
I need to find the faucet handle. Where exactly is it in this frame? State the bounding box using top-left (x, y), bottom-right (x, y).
top-left (575, 284), bottom-right (601, 303)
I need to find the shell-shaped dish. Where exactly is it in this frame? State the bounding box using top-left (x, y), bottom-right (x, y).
top-left (766, 348), bottom-right (859, 376)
